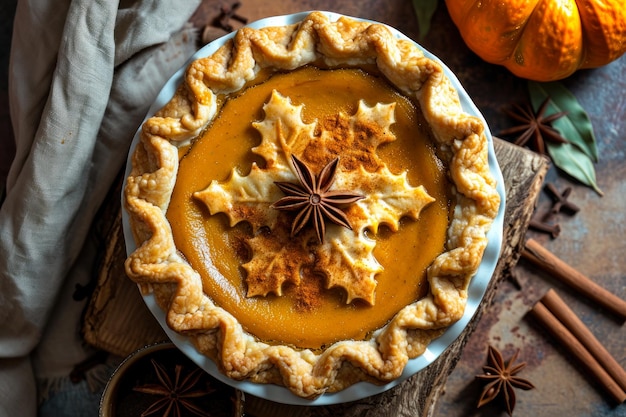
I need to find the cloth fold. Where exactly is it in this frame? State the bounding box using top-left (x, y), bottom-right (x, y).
top-left (0, 0), bottom-right (201, 415)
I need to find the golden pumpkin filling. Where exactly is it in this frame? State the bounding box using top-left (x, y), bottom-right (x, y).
top-left (167, 67), bottom-right (452, 349)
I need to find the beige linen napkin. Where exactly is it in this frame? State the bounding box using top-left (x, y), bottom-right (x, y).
top-left (0, 0), bottom-right (201, 415)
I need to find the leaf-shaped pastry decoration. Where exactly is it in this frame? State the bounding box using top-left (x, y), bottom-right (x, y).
top-left (251, 91), bottom-right (316, 168)
top-left (194, 164), bottom-right (292, 231)
top-left (243, 228), bottom-right (310, 297)
top-left (341, 166), bottom-right (435, 234)
top-left (194, 90), bottom-right (434, 304)
top-left (314, 226), bottom-right (381, 304)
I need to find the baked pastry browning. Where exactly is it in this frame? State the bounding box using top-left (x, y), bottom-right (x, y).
top-left (193, 90), bottom-right (435, 306)
top-left (124, 12), bottom-right (500, 399)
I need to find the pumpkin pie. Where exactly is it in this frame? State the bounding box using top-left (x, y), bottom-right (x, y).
top-left (124, 12), bottom-right (501, 399)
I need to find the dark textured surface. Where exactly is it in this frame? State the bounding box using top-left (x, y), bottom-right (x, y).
top-left (192, 7), bottom-right (626, 415)
top-left (424, 10), bottom-right (626, 417)
top-left (419, 5), bottom-right (626, 417)
top-left (2, 1), bottom-right (624, 416)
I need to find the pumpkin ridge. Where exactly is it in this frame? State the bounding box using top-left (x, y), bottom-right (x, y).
top-left (446, 0), bottom-right (626, 81)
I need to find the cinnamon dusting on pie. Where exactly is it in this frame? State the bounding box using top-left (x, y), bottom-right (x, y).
top-left (304, 110), bottom-right (394, 172)
top-left (194, 90), bottom-right (434, 305)
top-left (290, 268), bottom-right (326, 312)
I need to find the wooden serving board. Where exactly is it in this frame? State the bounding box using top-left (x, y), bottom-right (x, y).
top-left (82, 138), bottom-right (549, 416)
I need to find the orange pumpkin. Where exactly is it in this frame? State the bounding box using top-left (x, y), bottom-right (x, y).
top-left (445, 0), bottom-right (626, 81)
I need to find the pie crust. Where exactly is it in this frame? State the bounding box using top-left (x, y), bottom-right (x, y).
top-left (124, 11), bottom-right (501, 399)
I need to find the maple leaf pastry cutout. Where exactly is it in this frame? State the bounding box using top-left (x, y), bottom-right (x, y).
top-left (194, 90), bottom-right (434, 305)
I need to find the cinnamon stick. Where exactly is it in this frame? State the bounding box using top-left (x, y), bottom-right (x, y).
top-left (530, 301), bottom-right (626, 404)
top-left (522, 238), bottom-right (626, 319)
top-left (541, 289), bottom-right (626, 393)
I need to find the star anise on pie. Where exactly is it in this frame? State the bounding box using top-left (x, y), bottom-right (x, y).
top-left (475, 345), bottom-right (535, 416)
top-left (271, 154), bottom-right (364, 244)
top-left (196, 92), bottom-right (434, 302)
top-left (501, 98), bottom-right (568, 155)
top-left (133, 359), bottom-right (215, 417)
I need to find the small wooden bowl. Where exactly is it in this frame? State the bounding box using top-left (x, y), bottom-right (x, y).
top-left (100, 342), bottom-right (244, 417)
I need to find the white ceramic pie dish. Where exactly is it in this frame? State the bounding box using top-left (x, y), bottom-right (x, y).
top-left (121, 11), bottom-right (506, 406)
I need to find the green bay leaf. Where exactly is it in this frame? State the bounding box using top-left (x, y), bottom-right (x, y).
top-left (412, 0), bottom-right (439, 41)
top-left (528, 81), bottom-right (598, 162)
top-left (546, 141), bottom-right (603, 195)
top-left (527, 81), bottom-right (602, 194)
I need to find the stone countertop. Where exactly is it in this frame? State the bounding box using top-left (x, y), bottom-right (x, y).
top-left (410, 5), bottom-right (626, 417)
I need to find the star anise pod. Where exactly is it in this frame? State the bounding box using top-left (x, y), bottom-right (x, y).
top-left (133, 359), bottom-right (215, 417)
top-left (475, 345), bottom-right (535, 416)
top-left (501, 98), bottom-right (568, 155)
top-left (272, 154), bottom-right (364, 244)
